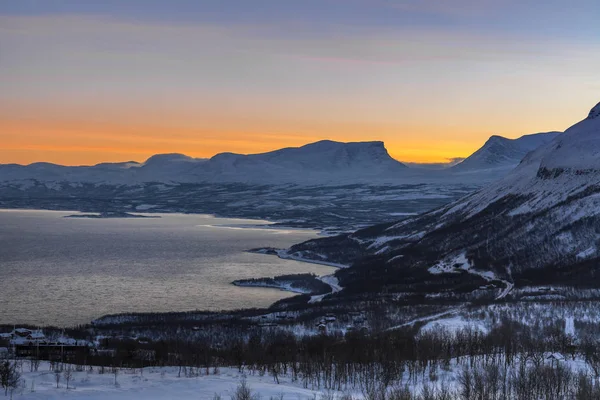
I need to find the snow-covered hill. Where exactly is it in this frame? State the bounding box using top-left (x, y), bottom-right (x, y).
top-left (287, 101), bottom-right (600, 295)
top-left (450, 131), bottom-right (560, 173)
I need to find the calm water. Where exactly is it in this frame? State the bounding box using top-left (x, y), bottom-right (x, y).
top-left (0, 210), bottom-right (332, 326)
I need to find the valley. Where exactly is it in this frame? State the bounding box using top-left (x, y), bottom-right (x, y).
top-left (3, 105), bottom-right (600, 398)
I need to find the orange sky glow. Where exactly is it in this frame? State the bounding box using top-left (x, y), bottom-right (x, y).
top-left (1, 11), bottom-right (599, 166)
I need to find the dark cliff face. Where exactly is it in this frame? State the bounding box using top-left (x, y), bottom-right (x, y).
top-left (588, 102), bottom-right (600, 120)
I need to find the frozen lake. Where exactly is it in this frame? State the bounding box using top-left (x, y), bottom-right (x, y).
top-left (0, 210), bottom-right (333, 326)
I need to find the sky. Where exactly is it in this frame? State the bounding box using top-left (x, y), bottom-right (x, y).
top-left (1, 0), bottom-right (599, 166)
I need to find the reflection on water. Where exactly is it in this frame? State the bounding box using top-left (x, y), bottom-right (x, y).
top-left (0, 210), bottom-right (333, 326)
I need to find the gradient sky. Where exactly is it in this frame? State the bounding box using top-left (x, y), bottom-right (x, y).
top-left (1, 0), bottom-right (599, 166)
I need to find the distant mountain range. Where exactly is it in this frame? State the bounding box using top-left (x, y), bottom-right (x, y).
top-left (0, 132), bottom-right (562, 185)
top-left (287, 101), bottom-right (600, 296)
top-left (0, 140), bottom-right (408, 185)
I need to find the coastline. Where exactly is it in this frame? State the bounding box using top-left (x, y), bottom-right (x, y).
top-left (247, 248), bottom-right (347, 301)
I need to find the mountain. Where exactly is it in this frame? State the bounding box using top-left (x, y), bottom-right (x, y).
top-left (191, 140), bottom-right (407, 184)
top-left (0, 154), bottom-right (207, 184)
top-left (0, 134), bottom-right (560, 187)
top-left (0, 141), bottom-right (408, 185)
top-left (450, 131), bottom-right (561, 173)
top-left (286, 101), bottom-right (600, 296)
top-left (135, 154), bottom-right (207, 182)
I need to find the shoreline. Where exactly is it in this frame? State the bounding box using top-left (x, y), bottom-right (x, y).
top-left (0, 208), bottom-right (347, 327)
top-left (247, 248), bottom-right (347, 301)
top-left (0, 209), bottom-right (330, 328)
top-left (0, 206), bottom-right (332, 235)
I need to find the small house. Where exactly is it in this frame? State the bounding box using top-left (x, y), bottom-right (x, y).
top-left (13, 328), bottom-right (33, 338)
top-left (546, 352), bottom-right (565, 367)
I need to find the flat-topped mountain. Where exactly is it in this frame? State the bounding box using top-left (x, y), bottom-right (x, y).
top-left (192, 140), bottom-right (407, 183)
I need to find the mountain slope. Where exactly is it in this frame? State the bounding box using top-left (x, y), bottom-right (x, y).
top-left (450, 131), bottom-right (561, 172)
top-left (287, 102), bottom-right (600, 295)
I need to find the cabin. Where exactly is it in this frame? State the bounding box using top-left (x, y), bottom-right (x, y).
top-left (28, 331), bottom-right (46, 341)
top-left (3, 328), bottom-right (47, 346)
top-left (13, 328), bottom-right (33, 338)
top-left (546, 352), bottom-right (565, 367)
top-left (14, 343), bottom-right (89, 361)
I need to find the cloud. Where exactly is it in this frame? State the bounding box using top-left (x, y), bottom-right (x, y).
top-left (1, 13), bottom-right (599, 166)
top-left (403, 157), bottom-right (465, 170)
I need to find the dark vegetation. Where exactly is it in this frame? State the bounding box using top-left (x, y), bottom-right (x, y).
top-left (232, 274), bottom-right (332, 295)
top-left (6, 303), bottom-right (600, 399)
top-left (0, 181), bottom-right (473, 232)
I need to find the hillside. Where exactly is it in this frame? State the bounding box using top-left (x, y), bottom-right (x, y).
top-left (286, 101), bottom-right (600, 296)
top-left (450, 131), bottom-right (561, 173)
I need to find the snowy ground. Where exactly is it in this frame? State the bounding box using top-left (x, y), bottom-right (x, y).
top-left (12, 363), bottom-right (341, 399)
top-left (8, 347), bottom-right (598, 399)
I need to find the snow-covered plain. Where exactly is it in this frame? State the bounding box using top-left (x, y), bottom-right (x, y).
top-left (11, 363), bottom-right (326, 399)
top-left (9, 354), bottom-right (598, 400)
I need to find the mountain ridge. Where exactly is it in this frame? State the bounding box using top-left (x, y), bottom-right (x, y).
top-left (285, 101), bottom-right (600, 296)
top-left (450, 131), bottom-right (561, 173)
top-left (0, 135), bottom-right (558, 185)
top-left (0, 140), bottom-right (410, 185)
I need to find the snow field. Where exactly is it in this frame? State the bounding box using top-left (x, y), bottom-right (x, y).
top-left (12, 363), bottom-right (328, 399)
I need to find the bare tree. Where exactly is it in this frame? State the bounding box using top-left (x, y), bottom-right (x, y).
top-left (29, 359), bottom-right (40, 373)
top-left (54, 370), bottom-right (61, 389)
top-left (63, 367), bottom-right (73, 390)
top-left (112, 367), bottom-right (119, 387)
top-left (0, 360), bottom-right (21, 397)
top-left (232, 378), bottom-right (259, 400)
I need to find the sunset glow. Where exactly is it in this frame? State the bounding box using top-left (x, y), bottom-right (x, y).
top-left (1, 1), bottom-right (599, 166)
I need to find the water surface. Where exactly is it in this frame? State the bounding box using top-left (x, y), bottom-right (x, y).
top-left (0, 210), bottom-right (332, 326)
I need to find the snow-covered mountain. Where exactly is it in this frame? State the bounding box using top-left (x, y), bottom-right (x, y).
top-left (287, 101), bottom-right (600, 295)
top-left (191, 140), bottom-right (407, 184)
top-left (0, 154), bottom-right (207, 184)
top-left (450, 131), bottom-right (561, 173)
top-left (0, 135), bottom-right (556, 186)
top-left (0, 141), bottom-right (408, 185)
